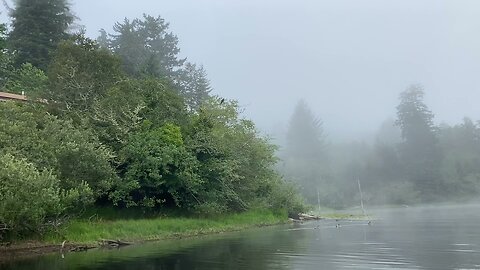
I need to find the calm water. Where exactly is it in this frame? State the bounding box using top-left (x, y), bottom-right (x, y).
top-left (2, 204), bottom-right (480, 270)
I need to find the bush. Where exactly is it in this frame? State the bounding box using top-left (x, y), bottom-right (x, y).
top-left (0, 102), bottom-right (116, 198)
top-left (0, 154), bottom-right (93, 238)
top-left (266, 178), bottom-right (307, 217)
top-left (113, 123), bottom-right (202, 208)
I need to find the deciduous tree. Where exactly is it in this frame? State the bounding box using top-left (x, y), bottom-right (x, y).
top-left (46, 34), bottom-right (123, 120)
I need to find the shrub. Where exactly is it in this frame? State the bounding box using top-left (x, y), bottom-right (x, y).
top-left (0, 154), bottom-right (93, 238)
top-left (113, 123), bottom-right (202, 208)
top-left (266, 178), bottom-right (307, 217)
top-left (0, 102), bottom-right (116, 198)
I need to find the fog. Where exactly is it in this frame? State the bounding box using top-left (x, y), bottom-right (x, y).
top-left (2, 0), bottom-right (480, 207)
top-left (4, 3), bottom-right (480, 267)
top-left (4, 0), bottom-right (479, 140)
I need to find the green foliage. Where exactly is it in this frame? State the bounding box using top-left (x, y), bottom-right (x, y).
top-left (113, 123), bottom-right (201, 208)
top-left (282, 100), bottom-right (329, 204)
top-left (265, 178), bottom-right (307, 217)
top-left (396, 85), bottom-right (442, 198)
top-left (134, 78), bottom-right (189, 127)
top-left (289, 86), bottom-right (480, 208)
top-left (0, 102), bottom-right (116, 198)
top-left (0, 23), bottom-right (6, 51)
top-left (0, 11), bottom-right (307, 243)
top-left (103, 14), bottom-right (185, 79)
top-left (89, 78), bottom-right (188, 151)
top-left (89, 80), bottom-right (146, 151)
top-left (46, 35), bottom-right (124, 119)
top-left (0, 154), bottom-right (61, 237)
top-left (184, 98), bottom-right (304, 215)
top-left (286, 100), bottom-right (325, 160)
top-left (0, 154), bottom-right (93, 237)
top-left (45, 209), bottom-right (286, 244)
top-left (8, 0), bottom-right (74, 70)
top-left (0, 23), bottom-right (13, 88)
top-left (438, 118), bottom-right (480, 197)
top-left (4, 63), bottom-right (48, 96)
top-left (177, 62), bottom-right (212, 111)
top-left (396, 85), bottom-right (436, 142)
top-left (100, 14), bottom-right (213, 108)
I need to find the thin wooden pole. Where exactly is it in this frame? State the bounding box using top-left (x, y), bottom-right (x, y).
top-left (357, 176), bottom-right (366, 216)
top-left (317, 187), bottom-right (321, 214)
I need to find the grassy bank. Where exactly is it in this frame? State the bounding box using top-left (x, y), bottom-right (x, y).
top-left (42, 209), bottom-right (288, 245)
top-left (1, 208), bottom-right (367, 261)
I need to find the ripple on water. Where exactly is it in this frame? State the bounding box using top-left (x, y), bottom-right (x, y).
top-left (4, 205), bottom-right (480, 270)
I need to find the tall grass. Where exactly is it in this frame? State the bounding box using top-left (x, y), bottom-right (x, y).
top-left (44, 209), bottom-right (287, 244)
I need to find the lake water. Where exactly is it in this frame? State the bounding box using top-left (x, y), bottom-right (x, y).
top-left (2, 204), bottom-right (480, 269)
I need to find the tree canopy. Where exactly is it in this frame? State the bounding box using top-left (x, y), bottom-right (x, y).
top-left (396, 85), bottom-right (442, 198)
top-left (101, 14), bottom-right (185, 79)
top-left (282, 100), bottom-right (332, 205)
top-left (8, 0), bottom-right (74, 70)
top-left (0, 12), bottom-right (306, 239)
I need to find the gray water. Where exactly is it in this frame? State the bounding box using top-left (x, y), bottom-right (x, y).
top-left (2, 204), bottom-right (480, 269)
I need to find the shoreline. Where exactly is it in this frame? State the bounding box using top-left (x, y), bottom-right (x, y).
top-left (0, 223), bottom-right (279, 261)
top-left (0, 209), bottom-right (288, 262)
top-left (0, 211), bottom-right (364, 262)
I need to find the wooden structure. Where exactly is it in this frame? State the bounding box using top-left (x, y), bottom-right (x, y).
top-left (0, 91), bottom-right (27, 102)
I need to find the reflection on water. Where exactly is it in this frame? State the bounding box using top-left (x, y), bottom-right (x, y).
top-left (2, 204), bottom-right (480, 270)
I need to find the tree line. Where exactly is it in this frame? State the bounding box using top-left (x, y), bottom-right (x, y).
top-left (282, 85), bottom-right (480, 208)
top-left (0, 0), bottom-right (305, 238)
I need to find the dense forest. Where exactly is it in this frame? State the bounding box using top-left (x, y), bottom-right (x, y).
top-left (280, 86), bottom-right (480, 208)
top-left (0, 0), bottom-right (305, 239)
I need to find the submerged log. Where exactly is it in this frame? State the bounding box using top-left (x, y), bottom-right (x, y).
top-left (69, 245), bottom-right (95, 252)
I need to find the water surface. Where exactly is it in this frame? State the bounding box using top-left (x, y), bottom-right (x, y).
top-left (2, 204), bottom-right (480, 269)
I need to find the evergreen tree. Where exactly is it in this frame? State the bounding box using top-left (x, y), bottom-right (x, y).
top-left (396, 85), bottom-right (442, 198)
top-left (177, 62), bottom-right (212, 111)
top-left (96, 29), bottom-right (109, 49)
top-left (0, 22), bottom-right (11, 87)
top-left (104, 14), bottom-right (185, 79)
top-left (376, 118), bottom-right (402, 145)
top-left (286, 100), bottom-right (325, 160)
top-left (8, 0), bottom-right (74, 70)
top-left (0, 23), bottom-right (6, 51)
top-left (284, 100), bottom-right (329, 204)
top-left (438, 118), bottom-right (480, 196)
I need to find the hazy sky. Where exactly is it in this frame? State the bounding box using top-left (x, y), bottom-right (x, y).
top-left (3, 0), bottom-right (480, 140)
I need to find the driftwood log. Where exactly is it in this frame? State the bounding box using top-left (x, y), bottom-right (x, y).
top-left (60, 241), bottom-right (95, 252)
top-left (298, 213), bottom-right (321, 221)
top-left (98, 239), bottom-right (132, 248)
top-left (289, 213), bottom-right (322, 223)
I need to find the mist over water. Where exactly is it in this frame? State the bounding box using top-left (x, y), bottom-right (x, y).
top-left (3, 204), bottom-right (480, 269)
